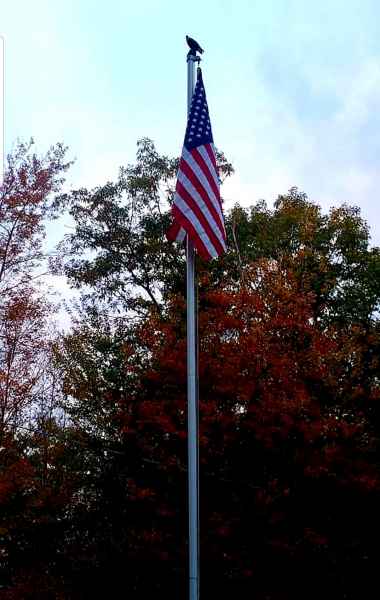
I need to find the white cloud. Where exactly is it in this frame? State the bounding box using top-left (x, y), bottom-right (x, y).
top-left (218, 51), bottom-right (380, 245)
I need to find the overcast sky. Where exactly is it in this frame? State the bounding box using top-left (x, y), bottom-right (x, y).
top-left (3, 0), bottom-right (380, 250)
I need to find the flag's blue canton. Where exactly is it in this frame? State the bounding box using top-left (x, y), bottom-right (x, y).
top-left (184, 70), bottom-right (213, 151)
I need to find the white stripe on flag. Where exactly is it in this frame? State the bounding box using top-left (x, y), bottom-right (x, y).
top-left (177, 171), bottom-right (227, 251)
top-left (197, 146), bottom-right (220, 192)
top-left (176, 226), bottom-right (186, 242)
top-left (174, 193), bottom-right (219, 258)
top-left (182, 147), bottom-right (225, 235)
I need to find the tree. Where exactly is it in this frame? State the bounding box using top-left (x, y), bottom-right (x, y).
top-left (223, 189), bottom-right (380, 326)
top-left (123, 260), bottom-right (379, 595)
top-left (0, 139), bottom-right (70, 294)
top-left (53, 137), bottom-right (233, 317)
top-left (0, 140), bottom-right (72, 596)
top-left (0, 139), bottom-right (71, 437)
top-left (0, 290), bottom-right (49, 435)
top-left (3, 138), bottom-right (380, 598)
top-left (52, 258), bottom-right (380, 599)
top-left (46, 141), bottom-right (380, 598)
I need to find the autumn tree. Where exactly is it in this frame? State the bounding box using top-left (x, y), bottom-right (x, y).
top-left (48, 140), bottom-right (380, 598)
top-left (54, 139), bottom-right (380, 453)
top-left (3, 138), bottom-right (380, 598)
top-left (224, 189), bottom-right (380, 326)
top-left (52, 259), bottom-right (380, 599)
top-left (0, 140), bottom-right (73, 596)
top-left (0, 139), bottom-right (71, 437)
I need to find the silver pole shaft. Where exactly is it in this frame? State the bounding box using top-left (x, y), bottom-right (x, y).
top-left (186, 53), bottom-right (199, 600)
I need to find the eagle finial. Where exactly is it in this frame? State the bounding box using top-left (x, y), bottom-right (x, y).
top-left (186, 35), bottom-right (204, 58)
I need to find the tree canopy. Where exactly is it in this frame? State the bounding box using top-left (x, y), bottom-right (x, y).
top-left (1, 139), bottom-right (379, 599)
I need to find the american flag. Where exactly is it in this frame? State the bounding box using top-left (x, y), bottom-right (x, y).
top-left (167, 68), bottom-right (226, 261)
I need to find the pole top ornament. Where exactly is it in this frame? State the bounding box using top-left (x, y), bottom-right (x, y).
top-left (186, 35), bottom-right (203, 62)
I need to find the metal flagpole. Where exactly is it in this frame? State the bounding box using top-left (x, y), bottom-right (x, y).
top-left (186, 50), bottom-right (200, 600)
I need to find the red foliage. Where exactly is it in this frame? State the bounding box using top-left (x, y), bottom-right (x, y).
top-left (0, 140), bottom-right (70, 436)
top-left (115, 259), bottom-right (379, 596)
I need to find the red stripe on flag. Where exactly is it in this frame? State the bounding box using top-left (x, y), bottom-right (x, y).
top-left (191, 148), bottom-right (220, 203)
top-left (204, 145), bottom-right (223, 209)
top-left (179, 158), bottom-right (226, 240)
top-left (172, 205), bottom-right (212, 261)
top-left (204, 142), bottom-right (217, 170)
top-left (167, 221), bottom-right (183, 243)
top-left (176, 181), bottom-right (225, 256)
